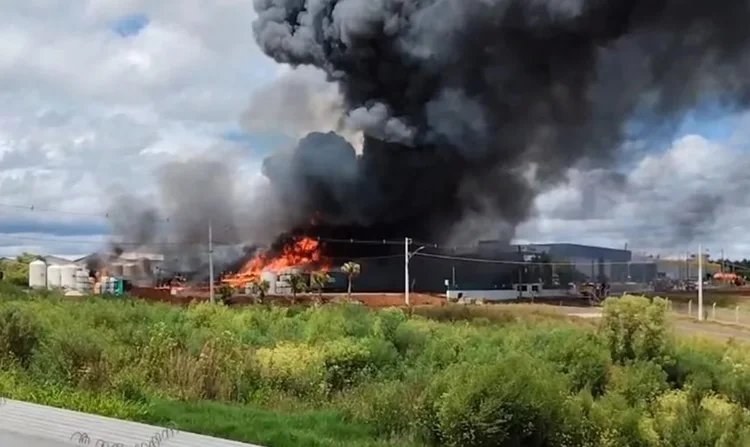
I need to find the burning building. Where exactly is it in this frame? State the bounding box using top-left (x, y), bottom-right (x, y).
top-left (221, 236), bottom-right (524, 294)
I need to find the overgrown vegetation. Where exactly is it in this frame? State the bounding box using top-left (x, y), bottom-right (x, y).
top-left (0, 253), bottom-right (39, 287)
top-left (1, 289), bottom-right (750, 446)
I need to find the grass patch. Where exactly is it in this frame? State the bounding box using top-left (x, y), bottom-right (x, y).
top-left (143, 399), bottom-right (409, 447)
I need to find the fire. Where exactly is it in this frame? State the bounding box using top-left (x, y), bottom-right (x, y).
top-left (221, 237), bottom-right (327, 288)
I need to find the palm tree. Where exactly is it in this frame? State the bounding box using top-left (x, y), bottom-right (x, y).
top-left (286, 273), bottom-right (308, 304)
top-left (248, 278), bottom-right (270, 304)
top-left (341, 262), bottom-right (361, 300)
top-left (310, 271), bottom-right (332, 304)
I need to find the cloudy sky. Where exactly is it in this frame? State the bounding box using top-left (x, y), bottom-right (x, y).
top-left (1, 1), bottom-right (749, 260)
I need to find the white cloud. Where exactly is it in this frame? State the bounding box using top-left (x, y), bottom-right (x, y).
top-left (0, 1), bottom-right (279, 256)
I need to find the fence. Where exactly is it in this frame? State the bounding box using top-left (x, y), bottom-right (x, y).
top-left (668, 299), bottom-right (750, 327)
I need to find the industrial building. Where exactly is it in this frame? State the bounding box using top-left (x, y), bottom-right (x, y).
top-left (524, 243), bottom-right (657, 283)
top-left (328, 243), bottom-right (525, 294)
top-left (655, 254), bottom-right (721, 281)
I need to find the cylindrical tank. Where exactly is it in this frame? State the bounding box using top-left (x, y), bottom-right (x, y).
top-left (75, 270), bottom-right (91, 293)
top-left (47, 265), bottom-right (62, 289)
top-left (123, 263), bottom-right (137, 279)
top-left (110, 263), bottom-right (124, 277)
top-left (29, 260), bottom-right (47, 289)
top-left (260, 270), bottom-right (277, 295)
top-left (60, 264), bottom-right (78, 289)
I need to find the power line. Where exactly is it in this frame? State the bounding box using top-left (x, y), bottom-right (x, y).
top-left (0, 202), bottom-right (111, 219)
top-left (415, 252), bottom-right (661, 266)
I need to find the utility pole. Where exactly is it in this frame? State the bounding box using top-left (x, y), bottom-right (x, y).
top-left (404, 237), bottom-right (425, 306)
top-left (404, 237), bottom-right (410, 306)
top-left (517, 245), bottom-right (524, 298)
top-left (721, 248), bottom-right (725, 273)
top-left (209, 220), bottom-right (215, 304)
top-left (625, 243), bottom-right (631, 282)
top-left (698, 244), bottom-right (703, 321)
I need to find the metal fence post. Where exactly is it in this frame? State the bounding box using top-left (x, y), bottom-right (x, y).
top-left (688, 300), bottom-right (692, 317)
top-left (712, 302), bottom-right (716, 321)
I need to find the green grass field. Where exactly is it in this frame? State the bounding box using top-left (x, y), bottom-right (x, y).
top-left (1, 282), bottom-right (750, 446)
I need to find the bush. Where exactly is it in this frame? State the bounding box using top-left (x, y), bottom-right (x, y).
top-left (0, 295), bottom-right (748, 446)
top-left (600, 295), bottom-right (671, 365)
top-left (417, 356), bottom-right (569, 446)
top-left (0, 305), bottom-right (40, 368)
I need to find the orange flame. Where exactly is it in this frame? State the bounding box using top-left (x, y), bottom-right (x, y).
top-left (221, 237), bottom-right (327, 288)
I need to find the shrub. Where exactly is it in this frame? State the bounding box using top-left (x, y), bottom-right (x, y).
top-left (608, 361), bottom-right (669, 407)
top-left (0, 294), bottom-right (748, 446)
top-left (0, 305), bottom-right (40, 368)
top-left (600, 295), bottom-right (671, 365)
top-left (417, 355), bottom-right (569, 446)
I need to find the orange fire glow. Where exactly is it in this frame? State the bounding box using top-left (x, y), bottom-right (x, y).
top-left (221, 237), bottom-right (327, 288)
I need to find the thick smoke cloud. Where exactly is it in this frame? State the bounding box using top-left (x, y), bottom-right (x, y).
top-left (252, 0), bottom-right (750, 246)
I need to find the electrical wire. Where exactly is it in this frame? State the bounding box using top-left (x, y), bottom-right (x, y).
top-left (413, 252), bottom-right (640, 266)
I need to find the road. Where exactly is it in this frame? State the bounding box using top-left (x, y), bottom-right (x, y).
top-left (0, 431), bottom-right (70, 447)
top-left (0, 398), bottom-right (263, 447)
top-left (562, 307), bottom-right (750, 342)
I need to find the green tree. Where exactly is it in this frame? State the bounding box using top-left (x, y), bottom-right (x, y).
top-left (285, 273), bottom-right (308, 303)
top-left (310, 271), bottom-right (332, 303)
top-left (341, 262), bottom-right (361, 300)
top-left (247, 278), bottom-right (270, 304)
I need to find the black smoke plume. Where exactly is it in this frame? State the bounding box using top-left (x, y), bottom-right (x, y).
top-left (252, 0), bottom-right (750, 246)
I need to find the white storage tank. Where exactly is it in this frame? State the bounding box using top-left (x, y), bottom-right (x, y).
top-left (60, 264), bottom-right (78, 289)
top-left (47, 265), bottom-right (62, 289)
top-left (260, 270), bottom-right (278, 295)
top-left (75, 269), bottom-right (91, 293)
top-left (28, 259), bottom-right (47, 289)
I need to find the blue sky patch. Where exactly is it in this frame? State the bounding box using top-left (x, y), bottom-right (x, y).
top-left (0, 220), bottom-right (109, 237)
top-left (221, 129), bottom-right (295, 158)
top-left (111, 13), bottom-right (149, 37)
